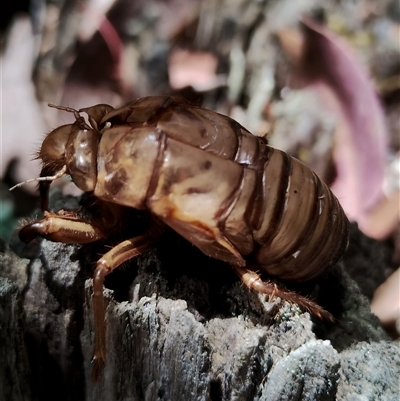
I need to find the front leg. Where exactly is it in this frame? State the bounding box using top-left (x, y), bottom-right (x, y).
top-left (91, 235), bottom-right (151, 381)
top-left (91, 219), bottom-right (165, 381)
top-left (19, 211), bottom-right (106, 243)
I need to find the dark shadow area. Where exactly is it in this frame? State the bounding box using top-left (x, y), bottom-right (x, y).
top-left (24, 333), bottom-right (68, 401)
top-left (312, 224), bottom-right (392, 352)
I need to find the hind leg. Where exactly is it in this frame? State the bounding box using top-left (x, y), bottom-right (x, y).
top-left (232, 264), bottom-right (333, 321)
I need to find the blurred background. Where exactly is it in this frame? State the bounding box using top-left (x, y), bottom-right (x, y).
top-left (1, 0), bottom-right (399, 335)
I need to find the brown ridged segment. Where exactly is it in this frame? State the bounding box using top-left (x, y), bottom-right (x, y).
top-left (234, 128), bottom-right (262, 166)
top-left (222, 168), bottom-right (257, 255)
top-left (256, 156), bottom-right (319, 264)
top-left (252, 148), bottom-right (292, 245)
top-left (257, 172), bottom-right (348, 281)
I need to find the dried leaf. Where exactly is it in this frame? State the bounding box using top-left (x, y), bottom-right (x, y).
top-left (283, 17), bottom-right (389, 231)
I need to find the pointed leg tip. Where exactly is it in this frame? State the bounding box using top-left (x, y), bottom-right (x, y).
top-left (19, 222), bottom-right (41, 243)
top-left (91, 355), bottom-right (105, 382)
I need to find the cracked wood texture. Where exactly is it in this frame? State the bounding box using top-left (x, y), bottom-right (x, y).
top-left (1, 221), bottom-right (399, 401)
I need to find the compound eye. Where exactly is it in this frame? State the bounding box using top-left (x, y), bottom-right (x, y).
top-left (39, 124), bottom-right (73, 168)
top-left (66, 129), bottom-right (99, 191)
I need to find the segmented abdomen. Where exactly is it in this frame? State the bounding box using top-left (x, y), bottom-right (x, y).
top-left (250, 146), bottom-right (348, 281)
top-left (151, 99), bottom-right (349, 281)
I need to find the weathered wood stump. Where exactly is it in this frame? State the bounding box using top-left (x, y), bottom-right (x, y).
top-left (1, 221), bottom-right (399, 401)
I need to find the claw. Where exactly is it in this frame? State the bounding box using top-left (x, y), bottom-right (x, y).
top-left (19, 221), bottom-right (42, 243)
top-left (91, 355), bottom-right (105, 382)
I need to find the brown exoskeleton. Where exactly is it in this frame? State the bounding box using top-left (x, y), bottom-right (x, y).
top-left (12, 96), bottom-right (349, 381)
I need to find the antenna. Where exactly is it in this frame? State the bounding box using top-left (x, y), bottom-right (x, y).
top-left (9, 165), bottom-right (67, 191)
top-left (48, 104), bottom-right (81, 120)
